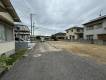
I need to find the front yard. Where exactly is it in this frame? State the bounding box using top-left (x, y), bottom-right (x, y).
top-left (50, 41), bottom-right (106, 64)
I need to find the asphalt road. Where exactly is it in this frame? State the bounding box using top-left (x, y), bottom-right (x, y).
top-left (1, 42), bottom-right (106, 80)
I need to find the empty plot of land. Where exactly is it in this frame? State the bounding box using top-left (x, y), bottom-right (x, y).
top-left (49, 41), bottom-right (106, 63)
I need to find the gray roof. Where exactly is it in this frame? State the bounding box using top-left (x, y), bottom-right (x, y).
top-left (83, 15), bottom-right (106, 25)
top-left (53, 32), bottom-right (66, 36)
top-left (66, 26), bottom-right (83, 31)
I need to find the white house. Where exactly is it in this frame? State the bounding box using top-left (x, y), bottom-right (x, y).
top-left (83, 15), bottom-right (106, 41)
top-left (0, 0), bottom-right (21, 56)
top-left (65, 27), bottom-right (83, 40)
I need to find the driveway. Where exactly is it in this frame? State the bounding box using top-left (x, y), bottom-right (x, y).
top-left (1, 42), bottom-right (106, 80)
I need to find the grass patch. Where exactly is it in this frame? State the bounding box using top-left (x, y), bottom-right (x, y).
top-left (0, 49), bottom-right (27, 69)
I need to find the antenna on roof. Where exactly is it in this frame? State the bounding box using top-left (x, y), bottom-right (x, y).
top-left (99, 9), bottom-right (103, 16)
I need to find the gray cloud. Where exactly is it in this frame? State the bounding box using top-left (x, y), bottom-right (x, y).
top-left (11, 0), bottom-right (106, 36)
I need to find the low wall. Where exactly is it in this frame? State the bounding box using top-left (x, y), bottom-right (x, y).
top-left (0, 41), bottom-right (15, 56)
top-left (15, 41), bottom-right (28, 50)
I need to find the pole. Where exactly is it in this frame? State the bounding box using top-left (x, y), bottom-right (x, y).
top-left (99, 9), bottom-right (103, 16)
top-left (30, 13), bottom-right (33, 35)
top-left (33, 22), bottom-right (35, 35)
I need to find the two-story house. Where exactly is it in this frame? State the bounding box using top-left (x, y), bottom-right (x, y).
top-left (15, 23), bottom-right (30, 41)
top-left (83, 15), bottom-right (106, 44)
top-left (0, 0), bottom-right (21, 56)
top-left (66, 27), bottom-right (83, 40)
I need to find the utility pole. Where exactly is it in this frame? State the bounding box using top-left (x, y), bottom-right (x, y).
top-left (30, 13), bottom-right (33, 35)
top-left (30, 13), bottom-right (36, 35)
top-left (33, 22), bottom-right (35, 35)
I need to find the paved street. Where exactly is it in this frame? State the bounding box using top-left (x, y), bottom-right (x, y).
top-left (1, 42), bottom-right (106, 80)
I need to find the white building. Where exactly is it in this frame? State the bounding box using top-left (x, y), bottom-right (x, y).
top-left (83, 15), bottom-right (106, 41)
top-left (66, 27), bottom-right (83, 40)
top-left (0, 0), bottom-right (21, 56)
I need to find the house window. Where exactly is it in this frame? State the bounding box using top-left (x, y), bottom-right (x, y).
top-left (0, 23), bottom-right (14, 42)
top-left (0, 24), bottom-right (6, 41)
top-left (86, 26), bottom-right (94, 30)
top-left (95, 23), bottom-right (102, 29)
top-left (86, 35), bottom-right (94, 40)
top-left (5, 26), bottom-right (14, 41)
top-left (71, 29), bottom-right (73, 32)
top-left (77, 29), bottom-right (80, 32)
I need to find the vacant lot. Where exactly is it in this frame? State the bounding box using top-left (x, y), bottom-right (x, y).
top-left (49, 41), bottom-right (106, 64)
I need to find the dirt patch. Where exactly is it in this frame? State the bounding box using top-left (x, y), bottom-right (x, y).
top-left (49, 41), bottom-right (106, 64)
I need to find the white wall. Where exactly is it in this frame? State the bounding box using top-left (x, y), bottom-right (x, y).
top-left (0, 41), bottom-right (15, 56)
top-left (66, 28), bottom-right (83, 40)
top-left (84, 20), bottom-right (106, 40)
top-left (0, 23), bottom-right (15, 56)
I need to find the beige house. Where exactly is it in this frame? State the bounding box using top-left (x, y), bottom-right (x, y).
top-left (83, 15), bottom-right (106, 44)
top-left (0, 0), bottom-right (21, 56)
top-left (66, 27), bottom-right (83, 40)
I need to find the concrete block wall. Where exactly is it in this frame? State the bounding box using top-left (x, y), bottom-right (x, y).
top-left (15, 41), bottom-right (28, 50)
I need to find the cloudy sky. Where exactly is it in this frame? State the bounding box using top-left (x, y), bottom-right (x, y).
top-left (11, 0), bottom-right (106, 36)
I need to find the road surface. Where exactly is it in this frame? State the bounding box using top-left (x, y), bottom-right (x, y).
top-left (1, 42), bottom-right (106, 80)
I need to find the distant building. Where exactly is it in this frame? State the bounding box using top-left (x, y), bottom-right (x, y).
top-left (66, 27), bottom-right (83, 40)
top-left (35, 35), bottom-right (51, 41)
top-left (15, 24), bottom-right (30, 41)
top-left (52, 32), bottom-right (66, 40)
top-left (83, 15), bottom-right (106, 44)
top-left (45, 36), bottom-right (51, 40)
top-left (0, 0), bottom-right (21, 56)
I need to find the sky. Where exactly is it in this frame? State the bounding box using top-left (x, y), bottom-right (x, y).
top-left (11, 0), bottom-right (106, 36)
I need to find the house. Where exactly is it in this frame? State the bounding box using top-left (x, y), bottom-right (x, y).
top-left (45, 36), bottom-right (51, 41)
top-left (83, 15), bottom-right (106, 44)
top-left (52, 32), bottom-right (66, 40)
top-left (15, 23), bottom-right (30, 41)
top-left (65, 27), bottom-right (83, 40)
top-left (0, 0), bottom-right (21, 56)
top-left (15, 23), bottom-right (31, 50)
